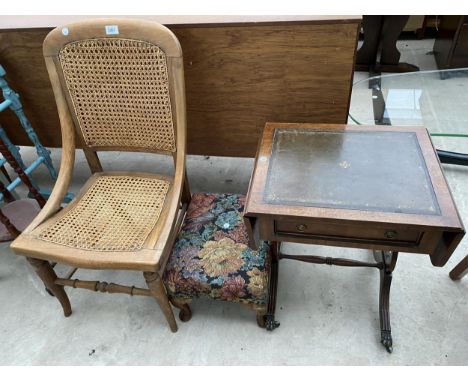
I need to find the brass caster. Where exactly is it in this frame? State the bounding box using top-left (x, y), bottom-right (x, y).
top-left (265, 314), bottom-right (280, 331)
top-left (381, 330), bottom-right (393, 353)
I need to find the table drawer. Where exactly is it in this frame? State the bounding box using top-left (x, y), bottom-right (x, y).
top-left (274, 220), bottom-right (422, 246)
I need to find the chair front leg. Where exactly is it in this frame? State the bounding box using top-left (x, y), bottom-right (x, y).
top-left (144, 272), bottom-right (178, 332)
top-left (27, 257), bottom-right (72, 317)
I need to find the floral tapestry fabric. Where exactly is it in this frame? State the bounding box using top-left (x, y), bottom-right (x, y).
top-left (163, 193), bottom-right (270, 305)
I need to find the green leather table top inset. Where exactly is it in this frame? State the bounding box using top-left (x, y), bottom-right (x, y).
top-left (264, 129), bottom-right (440, 215)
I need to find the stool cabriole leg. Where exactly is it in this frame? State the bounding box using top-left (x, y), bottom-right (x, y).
top-left (169, 297), bottom-right (192, 322)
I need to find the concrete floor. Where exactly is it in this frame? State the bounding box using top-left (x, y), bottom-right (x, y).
top-left (0, 39), bottom-right (467, 365)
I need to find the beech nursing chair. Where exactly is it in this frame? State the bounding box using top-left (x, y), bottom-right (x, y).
top-left (10, 18), bottom-right (191, 332)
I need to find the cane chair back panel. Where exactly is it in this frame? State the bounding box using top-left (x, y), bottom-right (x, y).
top-left (58, 38), bottom-right (176, 152)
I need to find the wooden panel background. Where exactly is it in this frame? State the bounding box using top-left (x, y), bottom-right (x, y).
top-left (0, 18), bottom-right (360, 157)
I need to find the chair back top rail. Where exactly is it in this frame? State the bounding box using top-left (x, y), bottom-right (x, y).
top-left (43, 18), bottom-right (185, 156)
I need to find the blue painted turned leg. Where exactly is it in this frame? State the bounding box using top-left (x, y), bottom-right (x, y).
top-left (0, 65), bottom-right (73, 203)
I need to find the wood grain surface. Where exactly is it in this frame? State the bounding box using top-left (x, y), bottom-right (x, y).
top-left (0, 17), bottom-right (360, 157)
top-left (244, 123), bottom-right (465, 266)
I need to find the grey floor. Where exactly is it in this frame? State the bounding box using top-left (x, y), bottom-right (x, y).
top-left (0, 39), bottom-right (467, 365)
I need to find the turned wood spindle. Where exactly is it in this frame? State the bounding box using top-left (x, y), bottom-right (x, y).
top-left (0, 176), bottom-right (15, 203)
top-left (0, 135), bottom-right (46, 207)
top-left (0, 169), bottom-right (21, 237)
top-left (0, 208), bottom-right (20, 237)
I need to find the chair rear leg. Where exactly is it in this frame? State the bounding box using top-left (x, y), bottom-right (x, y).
top-left (144, 272), bottom-right (178, 332)
top-left (182, 172), bottom-right (192, 205)
top-left (27, 257), bottom-right (72, 317)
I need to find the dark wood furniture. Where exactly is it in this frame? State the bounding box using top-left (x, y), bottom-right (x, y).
top-left (356, 15), bottom-right (419, 73)
top-left (434, 16), bottom-right (468, 70)
top-left (0, 15), bottom-right (360, 158)
top-left (244, 122), bottom-right (465, 352)
top-left (449, 255), bottom-right (468, 280)
top-left (0, 133), bottom-right (44, 241)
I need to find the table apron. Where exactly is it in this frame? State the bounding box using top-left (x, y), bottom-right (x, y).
top-left (252, 216), bottom-right (458, 264)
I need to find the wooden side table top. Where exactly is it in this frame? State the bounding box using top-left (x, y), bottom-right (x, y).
top-left (244, 123), bottom-right (465, 266)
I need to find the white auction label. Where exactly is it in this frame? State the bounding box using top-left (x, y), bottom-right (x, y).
top-left (105, 25), bottom-right (119, 35)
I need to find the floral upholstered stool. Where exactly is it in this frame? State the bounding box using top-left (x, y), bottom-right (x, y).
top-left (163, 193), bottom-right (270, 327)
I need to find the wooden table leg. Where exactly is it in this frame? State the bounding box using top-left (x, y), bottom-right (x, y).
top-left (265, 241), bottom-right (280, 331)
top-left (374, 250), bottom-right (398, 353)
top-left (355, 15), bottom-right (384, 70)
top-left (355, 15), bottom-right (419, 73)
top-left (379, 16), bottom-right (410, 65)
top-left (449, 255), bottom-right (468, 280)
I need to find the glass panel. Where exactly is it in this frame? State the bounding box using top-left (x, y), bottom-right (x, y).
top-left (264, 129), bottom-right (440, 215)
top-left (349, 68), bottom-right (468, 153)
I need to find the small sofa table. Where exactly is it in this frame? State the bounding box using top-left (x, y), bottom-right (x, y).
top-left (244, 122), bottom-right (465, 352)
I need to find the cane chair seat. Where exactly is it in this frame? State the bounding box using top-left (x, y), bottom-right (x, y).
top-left (11, 172), bottom-right (173, 271)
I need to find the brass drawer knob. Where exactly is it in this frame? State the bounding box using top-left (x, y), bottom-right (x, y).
top-left (385, 230), bottom-right (397, 239)
top-left (296, 224), bottom-right (307, 232)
